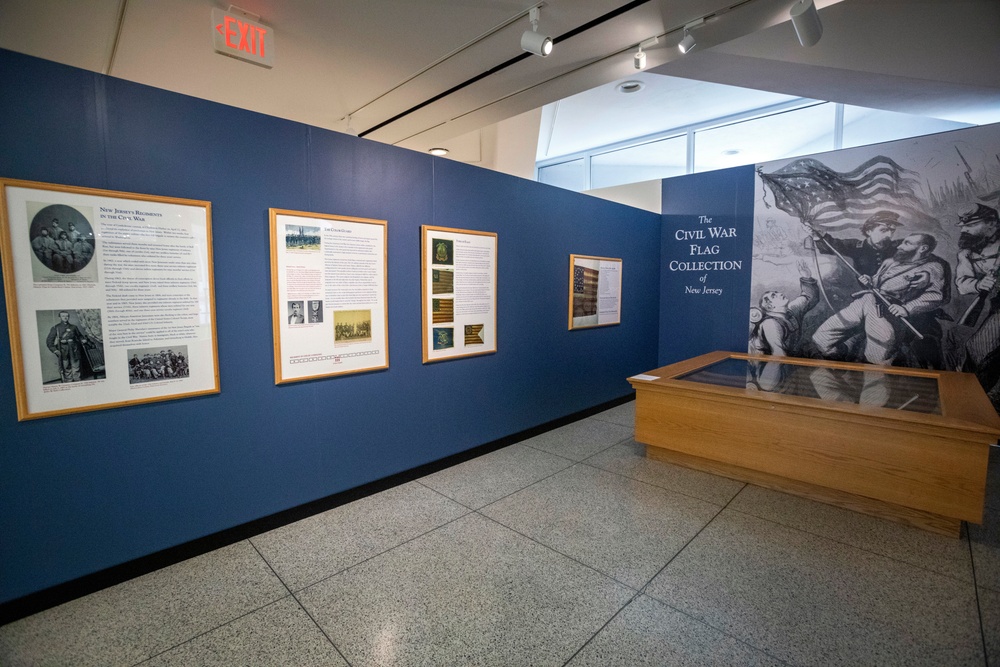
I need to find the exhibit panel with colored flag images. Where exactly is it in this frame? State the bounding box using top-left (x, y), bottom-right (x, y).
top-left (748, 124), bottom-right (1000, 412)
top-left (420, 225), bottom-right (496, 363)
top-left (569, 254), bottom-right (622, 330)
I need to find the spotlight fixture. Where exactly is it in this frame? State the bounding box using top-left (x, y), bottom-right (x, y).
top-left (633, 36), bottom-right (658, 70)
top-left (428, 147), bottom-right (449, 156)
top-left (790, 0), bottom-right (823, 47)
top-left (677, 19), bottom-right (704, 54)
top-left (521, 7), bottom-right (553, 57)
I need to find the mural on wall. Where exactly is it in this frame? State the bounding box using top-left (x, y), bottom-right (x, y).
top-left (749, 124), bottom-right (1000, 409)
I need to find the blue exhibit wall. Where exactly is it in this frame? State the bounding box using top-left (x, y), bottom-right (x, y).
top-left (659, 166), bottom-right (757, 365)
top-left (0, 49), bottom-right (661, 606)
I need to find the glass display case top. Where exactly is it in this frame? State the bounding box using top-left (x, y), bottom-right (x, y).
top-left (677, 357), bottom-right (941, 415)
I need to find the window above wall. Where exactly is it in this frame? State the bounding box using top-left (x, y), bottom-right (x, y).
top-left (536, 75), bottom-right (975, 193)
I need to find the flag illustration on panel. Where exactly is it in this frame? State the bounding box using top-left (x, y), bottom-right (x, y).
top-left (573, 265), bottom-right (599, 317)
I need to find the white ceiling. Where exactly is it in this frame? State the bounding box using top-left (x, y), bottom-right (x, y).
top-left (0, 0), bottom-right (997, 162)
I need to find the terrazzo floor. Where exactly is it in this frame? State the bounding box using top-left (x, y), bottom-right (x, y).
top-left (1, 400), bottom-right (998, 666)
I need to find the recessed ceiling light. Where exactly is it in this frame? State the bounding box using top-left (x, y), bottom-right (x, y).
top-left (722, 149), bottom-right (741, 156)
top-left (428, 147), bottom-right (449, 156)
top-left (616, 81), bottom-right (645, 94)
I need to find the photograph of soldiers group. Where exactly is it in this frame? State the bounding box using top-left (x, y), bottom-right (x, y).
top-left (28, 204), bottom-right (96, 276)
top-left (37, 309), bottom-right (105, 384)
top-left (749, 133), bottom-right (1000, 411)
top-left (333, 309), bottom-right (372, 344)
top-left (285, 224), bottom-right (320, 251)
top-left (127, 346), bottom-right (190, 384)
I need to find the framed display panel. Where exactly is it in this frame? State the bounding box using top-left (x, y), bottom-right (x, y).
top-left (421, 225), bottom-right (497, 363)
top-left (629, 351), bottom-right (1000, 536)
top-left (0, 178), bottom-right (219, 420)
top-left (568, 254), bottom-right (622, 330)
top-left (270, 209), bottom-right (388, 383)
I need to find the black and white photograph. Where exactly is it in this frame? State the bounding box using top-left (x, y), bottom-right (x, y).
top-left (287, 300), bottom-right (305, 325)
top-left (35, 309), bottom-right (105, 384)
top-left (127, 346), bottom-right (190, 384)
top-left (307, 299), bottom-right (323, 323)
top-left (334, 309), bottom-right (372, 344)
top-left (27, 202), bottom-right (97, 282)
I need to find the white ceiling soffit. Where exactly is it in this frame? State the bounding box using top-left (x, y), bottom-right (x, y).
top-left (0, 0), bottom-right (853, 155)
top-left (655, 0), bottom-right (1000, 125)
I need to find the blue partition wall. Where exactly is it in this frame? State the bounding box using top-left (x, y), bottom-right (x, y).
top-left (659, 166), bottom-right (756, 365)
top-left (0, 49), bottom-right (661, 605)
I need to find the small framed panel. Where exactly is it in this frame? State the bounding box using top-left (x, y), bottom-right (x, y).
top-left (270, 209), bottom-right (388, 383)
top-left (421, 225), bottom-right (497, 363)
top-left (0, 178), bottom-right (219, 420)
top-left (568, 254), bottom-right (622, 330)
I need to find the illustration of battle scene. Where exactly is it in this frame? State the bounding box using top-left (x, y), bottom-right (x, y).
top-left (285, 224), bottom-right (321, 251)
top-left (749, 126), bottom-right (1000, 411)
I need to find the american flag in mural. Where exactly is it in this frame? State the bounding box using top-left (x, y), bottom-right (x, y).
top-left (758, 156), bottom-right (936, 230)
top-left (432, 269), bottom-right (454, 294)
top-left (573, 265), bottom-right (599, 317)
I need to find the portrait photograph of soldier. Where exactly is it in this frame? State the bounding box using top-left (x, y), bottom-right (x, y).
top-left (27, 202), bottom-right (97, 282)
top-left (750, 129), bottom-right (1000, 410)
top-left (285, 224), bottom-right (320, 251)
top-left (287, 301), bottom-right (305, 325)
top-left (36, 309), bottom-right (105, 384)
top-left (334, 309), bottom-right (372, 345)
top-left (127, 346), bottom-right (190, 384)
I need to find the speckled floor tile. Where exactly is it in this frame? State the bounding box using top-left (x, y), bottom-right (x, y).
top-left (518, 418), bottom-right (633, 461)
top-left (140, 596), bottom-right (346, 666)
top-left (585, 439), bottom-right (744, 506)
top-left (590, 401), bottom-right (635, 428)
top-left (970, 505), bottom-right (1000, 593)
top-left (645, 510), bottom-right (984, 666)
top-left (986, 445), bottom-right (1000, 511)
top-left (566, 594), bottom-right (783, 667)
top-left (481, 464), bottom-right (720, 589)
top-left (297, 512), bottom-right (634, 667)
top-left (0, 541), bottom-right (287, 667)
top-left (418, 443), bottom-right (574, 509)
top-left (251, 481), bottom-right (468, 591)
top-left (729, 484), bottom-right (974, 582)
top-left (979, 585), bottom-right (999, 667)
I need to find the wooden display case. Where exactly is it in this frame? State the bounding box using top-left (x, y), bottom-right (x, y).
top-left (629, 351), bottom-right (1000, 536)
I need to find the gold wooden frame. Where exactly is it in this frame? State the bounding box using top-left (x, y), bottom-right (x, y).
top-left (568, 253), bottom-right (622, 330)
top-left (630, 351), bottom-right (1000, 536)
top-left (0, 178), bottom-right (219, 420)
top-left (421, 225), bottom-right (497, 363)
top-left (269, 208), bottom-right (389, 384)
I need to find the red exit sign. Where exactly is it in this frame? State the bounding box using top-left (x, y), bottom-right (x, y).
top-left (211, 8), bottom-right (274, 68)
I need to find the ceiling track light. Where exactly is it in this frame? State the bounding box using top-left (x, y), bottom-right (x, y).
top-left (633, 36), bottom-right (658, 70)
top-left (677, 18), bottom-right (704, 55)
top-left (790, 0), bottom-right (823, 47)
top-left (521, 7), bottom-right (553, 57)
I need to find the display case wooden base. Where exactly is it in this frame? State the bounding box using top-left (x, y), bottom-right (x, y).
top-left (629, 351), bottom-right (1000, 537)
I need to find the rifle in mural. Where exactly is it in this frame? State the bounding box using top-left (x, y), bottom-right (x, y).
top-left (757, 156), bottom-right (933, 338)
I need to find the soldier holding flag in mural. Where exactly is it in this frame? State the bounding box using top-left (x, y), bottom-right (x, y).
top-left (757, 156), bottom-right (951, 367)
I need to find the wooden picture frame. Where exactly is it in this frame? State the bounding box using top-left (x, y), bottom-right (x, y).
top-left (568, 254), bottom-right (622, 330)
top-left (0, 178), bottom-right (219, 420)
top-left (421, 225), bottom-right (497, 363)
top-left (269, 209), bottom-right (389, 383)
